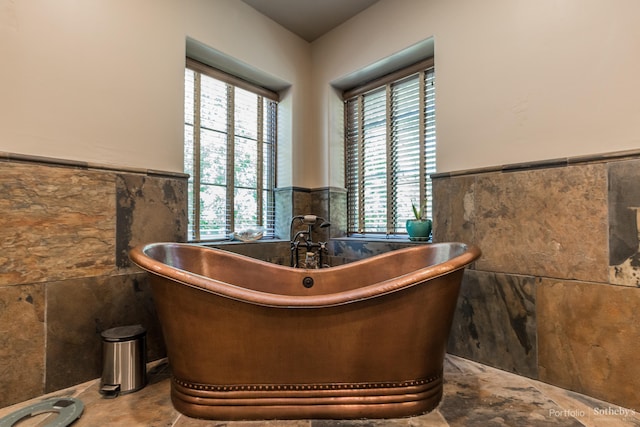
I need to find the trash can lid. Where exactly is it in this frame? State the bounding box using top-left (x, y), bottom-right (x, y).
top-left (101, 324), bottom-right (146, 342)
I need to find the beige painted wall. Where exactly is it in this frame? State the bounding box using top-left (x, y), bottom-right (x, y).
top-left (312, 0), bottom-right (640, 188)
top-left (0, 0), bottom-right (310, 187)
top-left (2, 1), bottom-right (640, 189)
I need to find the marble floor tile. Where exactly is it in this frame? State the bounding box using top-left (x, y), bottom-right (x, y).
top-left (442, 357), bottom-right (584, 426)
top-left (525, 380), bottom-right (640, 427)
top-left (1, 355), bottom-right (638, 427)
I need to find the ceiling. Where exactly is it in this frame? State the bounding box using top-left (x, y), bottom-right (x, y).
top-left (241, 0), bottom-right (380, 42)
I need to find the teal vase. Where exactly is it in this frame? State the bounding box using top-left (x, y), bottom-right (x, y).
top-left (406, 219), bottom-right (432, 240)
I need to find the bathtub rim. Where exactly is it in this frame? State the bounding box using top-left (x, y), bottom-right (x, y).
top-left (129, 241), bottom-right (480, 309)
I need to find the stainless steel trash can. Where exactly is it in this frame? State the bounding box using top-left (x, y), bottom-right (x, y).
top-left (100, 325), bottom-right (147, 398)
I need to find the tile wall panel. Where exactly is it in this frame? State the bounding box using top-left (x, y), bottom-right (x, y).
top-left (537, 279), bottom-right (640, 411)
top-left (448, 270), bottom-right (537, 378)
top-left (116, 174), bottom-right (187, 268)
top-left (0, 284), bottom-right (45, 407)
top-left (0, 162), bottom-right (116, 286)
top-left (474, 165), bottom-right (608, 283)
top-left (608, 159), bottom-right (640, 287)
top-left (432, 175), bottom-right (475, 244)
top-left (328, 189), bottom-right (347, 238)
top-left (45, 273), bottom-right (164, 392)
top-left (275, 187), bottom-right (294, 239)
top-left (208, 241), bottom-right (291, 266)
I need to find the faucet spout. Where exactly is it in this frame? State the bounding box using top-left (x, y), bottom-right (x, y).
top-left (292, 230), bottom-right (309, 244)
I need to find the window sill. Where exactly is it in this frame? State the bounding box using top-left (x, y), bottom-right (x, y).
top-left (333, 235), bottom-right (432, 244)
top-left (191, 238), bottom-right (289, 245)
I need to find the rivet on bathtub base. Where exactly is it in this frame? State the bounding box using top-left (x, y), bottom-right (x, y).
top-left (171, 373), bottom-right (444, 420)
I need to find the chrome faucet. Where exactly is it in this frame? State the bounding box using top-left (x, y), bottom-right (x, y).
top-left (289, 215), bottom-right (331, 268)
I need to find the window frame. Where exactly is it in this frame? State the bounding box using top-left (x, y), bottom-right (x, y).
top-left (343, 57), bottom-right (435, 237)
top-left (185, 58), bottom-right (278, 242)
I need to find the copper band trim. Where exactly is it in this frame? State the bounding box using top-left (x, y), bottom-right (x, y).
top-left (173, 373), bottom-right (441, 393)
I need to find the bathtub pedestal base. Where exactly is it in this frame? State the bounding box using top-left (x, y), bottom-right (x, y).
top-left (171, 373), bottom-right (443, 420)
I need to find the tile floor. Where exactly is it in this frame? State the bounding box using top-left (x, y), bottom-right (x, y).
top-left (1, 355), bottom-right (638, 427)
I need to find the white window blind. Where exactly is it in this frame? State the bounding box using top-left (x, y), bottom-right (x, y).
top-left (184, 59), bottom-right (277, 241)
top-left (345, 60), bottom-right (435, 235)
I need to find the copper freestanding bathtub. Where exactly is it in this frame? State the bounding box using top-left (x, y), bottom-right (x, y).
top-left (129, 242), bottom-right (480, 420)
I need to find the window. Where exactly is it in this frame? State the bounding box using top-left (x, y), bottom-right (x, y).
top-left (344, 58), bottom-right (435, 235)
top-left (184, 59), bottom-right (277, 241)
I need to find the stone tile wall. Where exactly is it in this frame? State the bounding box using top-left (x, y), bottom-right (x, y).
top-left (434, 151), bottom-right (640, 412)
top-left (328, 239), bottom-right (426, 266)
top-left (9, 147), bottom-right (639, 412)
top-left (207, 241), bottom-right (291, 266)
top-left (0, 155), bottom-right (187, 407)
top-left (275, 187), bottom-right (347, 240)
